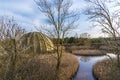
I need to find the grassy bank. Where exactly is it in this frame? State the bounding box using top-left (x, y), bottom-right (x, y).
top-left (12, 53), bottom-right (79, 80)
top-left (93, 59), bottom-right (120, 80)
top-left (72, 50), bottom-right (106, 56)
top-left (65, 45), bottom-right (106, 56)
top-left (21, 53), bottom-right (78, 80)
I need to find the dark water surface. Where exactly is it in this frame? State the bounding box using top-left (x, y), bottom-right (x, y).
top-left (73, 53), bottom-right (116, 80)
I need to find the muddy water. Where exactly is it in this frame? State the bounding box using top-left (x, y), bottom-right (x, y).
top-left (73, 53), bottom-right (116, 80)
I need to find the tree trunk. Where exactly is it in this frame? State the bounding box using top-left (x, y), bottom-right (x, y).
top-left (56, 32), bottom-right (61, 69)
top-left (56, 56), bottom-right (61, 69)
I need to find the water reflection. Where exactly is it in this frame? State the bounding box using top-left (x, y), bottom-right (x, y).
top-left (80, 56), bottom-right (90, 62)
top-left (73, 53), bottom-right (116, 80)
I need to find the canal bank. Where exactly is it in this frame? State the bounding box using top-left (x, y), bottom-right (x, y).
top-left (72, 53), bottom-right (116, 80)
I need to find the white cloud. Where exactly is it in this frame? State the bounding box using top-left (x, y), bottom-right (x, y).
top-left (72, 0), bottom-right (86, 10)
top-left (0, 0), bottom-right (35, 14)
top-left (0, 0), bottom-right (42, 31)
top-left (0, 0), bottom-right (107, 38)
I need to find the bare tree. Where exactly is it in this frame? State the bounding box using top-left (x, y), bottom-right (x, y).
top-left (35, 0), bottom-right (79, 69)
top-left (80, 33), bottom-right (90, 38)
top-left (0, 16), bottom-right (26, 80)
top-left (84, 0), bottom-right (120, 66)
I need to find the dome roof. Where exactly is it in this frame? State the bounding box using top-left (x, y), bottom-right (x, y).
top-left (19, 32), bottom-right (54, 53)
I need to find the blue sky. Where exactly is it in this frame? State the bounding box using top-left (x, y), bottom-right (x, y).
top-left (0, 0), bottom-right (103, 37)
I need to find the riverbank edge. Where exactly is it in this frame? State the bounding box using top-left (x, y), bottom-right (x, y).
top-left (92, 59), bottom-right (110, 80)
top-left (92, 58), bottom-right (120, 80)
top-left (72, 50), bottom-right (106, 56)
top-left (64, 53), bottom-right (80, 80)
top-left (92, 66), bottom-right (99, 80)
top-left (71, 61), bottom-right (80, 80)
top-left (71, 50), bottom-right (106, 79)
top-left (46, 52), bottom-right (80, 80)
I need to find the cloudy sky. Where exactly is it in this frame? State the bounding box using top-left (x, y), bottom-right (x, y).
top-left (0, 0), bottom-right (103, 38)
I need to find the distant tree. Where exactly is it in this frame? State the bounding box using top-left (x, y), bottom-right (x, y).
top-left (0, 17), bottom-right (26, 80)
top-left (79, 33), bottom-right (91, 46)
top-left (68, 37), bottom-right (75, 44)
top-left (80, 33), bottom-right (90, 38)
top-left (35, 0), bottom-right (79, 69)
top-left (64, 37), bottom-right (69, 44)
top-left (84, 0), bottom-right (120, 66)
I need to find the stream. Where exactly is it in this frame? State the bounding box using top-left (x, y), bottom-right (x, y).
top-left (73, 53), bottom-right (116, 80)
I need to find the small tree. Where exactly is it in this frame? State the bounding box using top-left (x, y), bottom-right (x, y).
top-left (84, 0), bottom-right (120, 66)
top-left (0, 16), bottom-right (26, 80)
top-left (35, 0), bottom-right (79, 69)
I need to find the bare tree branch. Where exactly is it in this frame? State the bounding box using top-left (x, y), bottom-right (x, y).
top-left (34, 0), bottom-right (80, 69)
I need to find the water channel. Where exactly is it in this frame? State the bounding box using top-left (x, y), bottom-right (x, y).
top-left (73, 53), bottom-right (116, 80)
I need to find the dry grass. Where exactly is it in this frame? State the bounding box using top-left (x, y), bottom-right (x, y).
top-left (59, 53), bottom-right (79, 80)
top-left (93, 59), bottom-right (120, 80)
top-left (72, 50), bottom-right (106, 56)
top-left (65, 46), bottom-right (106, 56)
top-left (66, 46), bottom-right (94, 52)
top-left (16, 53), bottom-right (79, 80)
